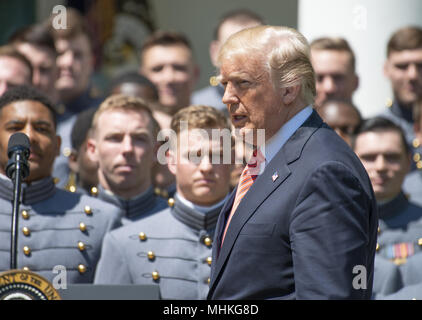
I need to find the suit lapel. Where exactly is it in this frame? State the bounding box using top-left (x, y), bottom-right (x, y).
top-left (208, 110), bottom-right (324, 296)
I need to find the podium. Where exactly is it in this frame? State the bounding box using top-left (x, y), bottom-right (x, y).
top-left (57, 284), bottom-right (160, 300)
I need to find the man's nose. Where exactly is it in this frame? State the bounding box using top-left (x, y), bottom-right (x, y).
top-left (222, 83), bottom-right (239, 105)
top-left (58, 51), bottom-right (74, 67)
top-left (374, 155), bottom-right (387, 171)
top-left (406, 63), bottom-right (419, 80)
top-left (121, 136), bottom-right (134, 154)
top-left (321, 76), bottom-right (336, 93)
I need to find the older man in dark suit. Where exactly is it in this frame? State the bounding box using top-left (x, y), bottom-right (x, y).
top-left (208, 25), bottom-right (378, 300)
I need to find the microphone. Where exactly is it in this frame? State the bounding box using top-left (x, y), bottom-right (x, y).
top-left (5, 133), bottom-right (31, 270)
top-left (6, 132), bottom-right (30, 180)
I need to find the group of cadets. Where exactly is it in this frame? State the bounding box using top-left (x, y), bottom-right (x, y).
top-left (0, 7), bottom-right (422, 300)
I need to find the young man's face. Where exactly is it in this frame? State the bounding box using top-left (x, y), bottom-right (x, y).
top-left (140, 44), bottom-right (198, 112)
top-left (0, 56), bottom-right (32, 96)
top-left (56, 33), bottom-right (94, 101)
top-left (17, 43), bottom-right (59, 103)
top-left (88, 109), bottom-right (155, 198)
top-left (311, 49), bottom-right (358, 108)
top-left (167, 128), bottom-right (232, 206)
top-left (384, 49), bottom-right (422, 106)
top-left (0, 100), bottom-right (60, 183)
top-left (354, 130), bottom-right (410, 202)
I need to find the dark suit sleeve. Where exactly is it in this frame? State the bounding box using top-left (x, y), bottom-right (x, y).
top-left (290, 161), bottom-right (374, 299)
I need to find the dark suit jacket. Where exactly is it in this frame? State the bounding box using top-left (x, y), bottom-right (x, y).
top-left (208, 110), bottom-right (378, 300)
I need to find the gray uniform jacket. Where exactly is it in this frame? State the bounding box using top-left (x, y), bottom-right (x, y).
top-left (373, 192), bottom-right (422, 298)
top-left (0, 175), bottom-right (121, 283)
top-left (96, 185), bottom-right (168, 225)
top-left (192, 85), bottom-right (226, 111)
top-left (403, 170), bottom-right (422, 207)
top-left (94, 193), bottom-right (224, 300)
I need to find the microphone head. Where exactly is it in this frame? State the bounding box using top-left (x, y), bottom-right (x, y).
top-left (7, 133), bottom-right (30, 159)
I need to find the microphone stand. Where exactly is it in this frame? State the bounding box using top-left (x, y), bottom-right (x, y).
top-left (9, 152), bottom-right (26, 270)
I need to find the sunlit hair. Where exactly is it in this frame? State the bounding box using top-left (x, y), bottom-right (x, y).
top-left (170, 105), bottom-right (233, 151)
top-left (92, 94), bottom-right (160, 139)
top-left (218, 25), bottom-right (316, 105)
top-left (171, 105), bottom-right (231, 134)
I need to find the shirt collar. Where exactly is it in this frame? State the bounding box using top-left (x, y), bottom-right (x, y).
top-left (260, 105), bottom-right (313, 166)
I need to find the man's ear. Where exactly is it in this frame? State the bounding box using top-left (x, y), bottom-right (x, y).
top-left (68, 150), bottom-right (79, 174)
top-left (86, 138), bottom-right (98, 162)
top-left (383, 60), bottom-right (391, 79)
top-left (209, 40), bottom-right (220, 67)
top-left (166, 149), bottom-right (177, 176)
top-left (281, 84), bottom-right (301, 105)
top-left (55, 135), bottom-right (62, 157)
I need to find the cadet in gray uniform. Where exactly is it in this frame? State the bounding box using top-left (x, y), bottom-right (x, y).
top-left (95, 105), bottom-right (233, 299)
top-left (403, 99), bottom-right (422, 206)
top-left (0, 86), bottom-right (121, 283)
top-left (353, 117), bottom-right (422, 297)
top-left (379, 26), bottom-right (422, 172)
top-left (86, 94), bottom-right (167, 224)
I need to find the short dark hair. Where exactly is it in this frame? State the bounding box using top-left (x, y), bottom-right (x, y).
top-left (141, 30), bottom-right (193, 58)
top-left (9, 23), bottom-right (57, 55)
top-left (351, 117), bottom-right (409, 154)
top-left (0, 85), bottom-right (57, 129)
top-left (71, 106), bottom-right (97, 151)
top-left (213, 9), bottom-right (264, 40)
top-left (387, 26), bottom-right (422, 57)
top-left (108, 71), bottom-right (159, 100)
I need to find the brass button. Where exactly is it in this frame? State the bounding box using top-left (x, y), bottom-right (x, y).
top-left (154, 188), bottom-right (161, 196)
top-left (84, 206), bottom-right (92, 215)
top-left (207, 277), bottom-right (211, 284)
top-left (168, 198), bottom-right (175, 207)
top-left (23, 246), bottom-right (31, 256)
top-left (78, 264), bottom-right (87, 274)
top-left (63, 147), bottom-right (72, 157)
top-left (90, 187), bottom-right (98, 197)
top-left (418, 238), bottom-right (422, 246)
top-left (210, 76), bottom-right (219, 87)
top-left (22, 267), bottom-right (30, 271)
top-left (139, 232), bottom-right (147, 241)
top-left (206, 257), bottom-right (212, 266)
top-left (413, 139), bottom-right (421, 149)
top-left (147, 251), bottom-right (155, 260)
top-left (22, 227), bottom-right (31, 237)
top-left (79, 222), bottom-right (87, 232)
top-left (21, 210), bottom-right (30, 220)
top-left (78, 242), bottom-right (86, 252)
top-left (376, 243), bottom-right (380, 251)
top-left (204, 237), bottom-right (212, 247)
top-left (161, 189), bottom-right (169, 199)
top-left (152, 271), bottom-right (160, 281)
top-left (414, 153), bottom-right (421, 162)
top-left (417, 161), bottom-right (422, 170)
top-left (69, 185), bottom-right (76, 193)
top-left (377, 227), bottom-right (381, 234)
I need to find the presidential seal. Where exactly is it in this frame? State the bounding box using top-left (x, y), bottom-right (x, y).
top-left (0, 270), bottom-right (61, 300)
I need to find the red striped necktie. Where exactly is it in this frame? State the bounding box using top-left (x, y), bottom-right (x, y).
top-left (221, 149), bottom-right (264, 245)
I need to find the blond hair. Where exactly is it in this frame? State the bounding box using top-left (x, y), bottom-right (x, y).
top-left (218, 25), bottom-right (316, 105)
top-left (92, 94), bottom-right (160, 139)
top-left (171, 105), bottom-right (231, 134)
